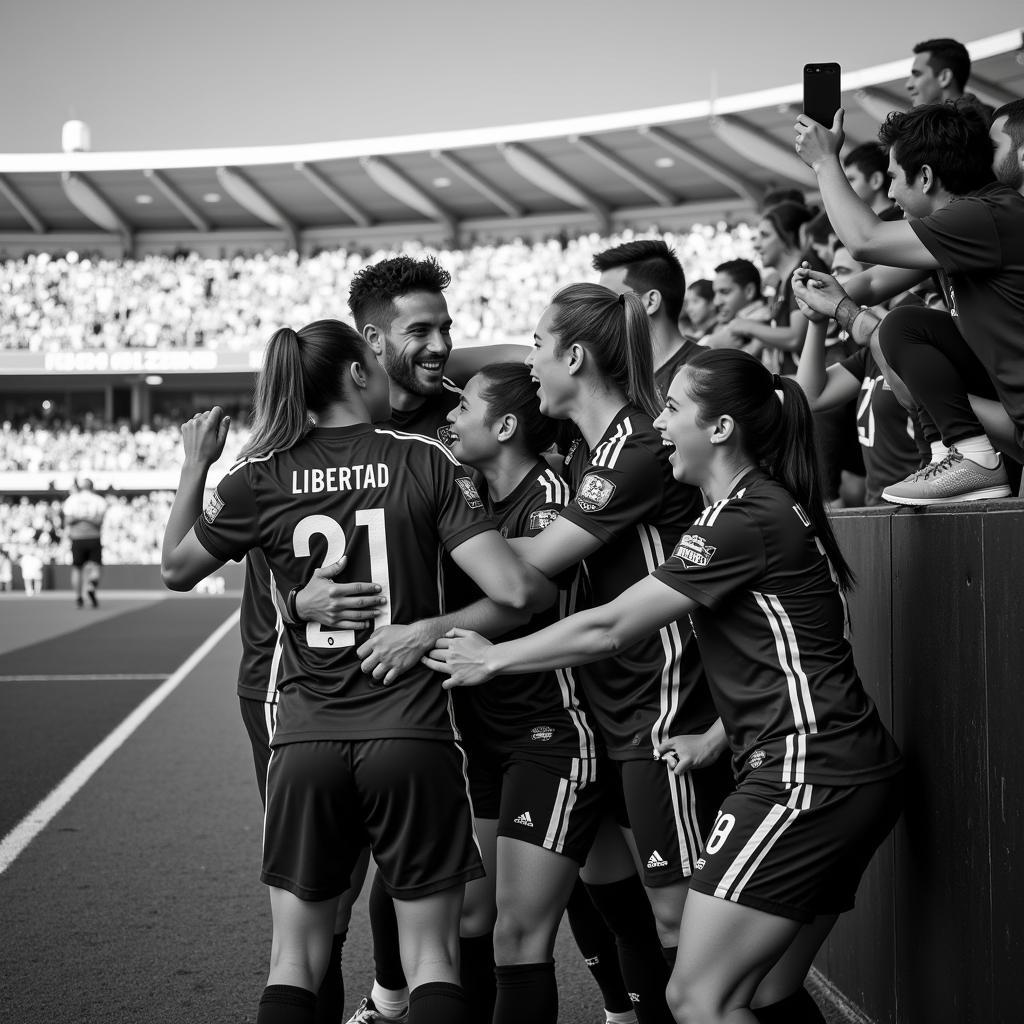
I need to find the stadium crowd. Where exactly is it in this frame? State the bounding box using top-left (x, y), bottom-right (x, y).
top-left (0, 225), bottom-right (756, 352)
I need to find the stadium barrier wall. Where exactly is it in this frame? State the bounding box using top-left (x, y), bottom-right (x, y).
top-left (813, 501), bottom-right (1024, 1024)
top-left (6, 562), bottom-right (245, 593)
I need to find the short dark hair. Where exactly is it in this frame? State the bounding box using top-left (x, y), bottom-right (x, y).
top-left (715, 259), bottom-right (761, 296)
top-left (760, 187), bottom-right (805, 211)
top-left (913, 38), bottom-right (971, 92)
top-left (348, 255), bottom-right (451, 332)
top-left (878, 99), bottom-right (995, 195)
top-left (843, 142), bottom-right (889, 182)
top-left (992, 98), bottom-right (1024, 151)
top-left (592, 239), bottom-right (686, 324)
top-left (687, 279), bottom-right (714, 303)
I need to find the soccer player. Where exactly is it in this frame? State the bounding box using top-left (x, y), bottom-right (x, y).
top-left (432, 361), bottom-right (600, 1022)
top-left (161, 318), bottom-right (554, 1024)
top-left (430, 348), bottom-right (904, 1024)
top-left (62, 478), bottom-right (107, 607)
top-left (479, 284), bottom-right (730, 1023)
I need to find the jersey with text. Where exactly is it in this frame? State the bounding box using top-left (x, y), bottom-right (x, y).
top-left (653, 470), bottom-right (901, 786)
top-left (194, 423), bottom-right (495, 744)
top-left (840, 347), bottom-right (927, 506)
top-left (910, 183), bottom-right (1024, 434)
top-left (559, 406), bottom-right (715, 760)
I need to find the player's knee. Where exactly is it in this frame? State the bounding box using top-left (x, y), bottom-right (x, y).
top-left (460, 898), bottom-right (496, 937)
top-left (492, 907), bottom-right (543, 962)
top-left (666, 967), bottom-right (727, 1024)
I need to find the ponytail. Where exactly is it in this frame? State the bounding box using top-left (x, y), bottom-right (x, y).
top-left (549, 283), bottom-right (661, 421)
top-left (240, 318), bottom-right (366, 461)
top-left (684, 349), bottom-right (855, 592)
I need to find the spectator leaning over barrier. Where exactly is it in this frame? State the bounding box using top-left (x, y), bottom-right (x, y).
top-left (794, 99), bottom-right (1024, 505)
top-left (592, 238), bottom-right (703, 398)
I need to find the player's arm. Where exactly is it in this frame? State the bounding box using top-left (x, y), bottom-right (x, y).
top-left (728, 313), bottom-right (809, 354)
top-left (795, 110), bottom-right (937, 269)
top-left (446, 343), bottom-right (529, 386)
top-left (506, 513), bottom-right (603, 576)
top-left (655, 719), bottom-right (729, 774)
top-left (425, 574), bottom-right (695, 688)
top-left (356, 529), bottom-right (557, 685)
top-left (161, 409), bottom-right (231, 591)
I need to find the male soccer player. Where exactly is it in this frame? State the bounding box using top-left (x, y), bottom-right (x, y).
top-left (62, 478), bottom-right (107, 607)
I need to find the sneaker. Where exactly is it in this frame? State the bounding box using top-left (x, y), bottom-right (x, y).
top-left (87, 588), bottom-right (99, 608)
top-left (344, 996), bottom-right (409, 1024)
top-left (76, 596), bottom-right (84, 608)
top-left (881, 448), bottom-right (1011, 506)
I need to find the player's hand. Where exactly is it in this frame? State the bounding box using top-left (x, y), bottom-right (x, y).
top-left (295, 556), bottom-right (385, 629)
top-left (792, 266), bottom-right (848, 321)
top-left (423, 628), bottom-right (497, 689)
top-left (357, 621), bottom-right (434, 687)
top-left (180, 407), bottom-right (230, 467)
top-left (655, 734), bottom-right (719, 775)
top-left (794, 108), bottom-right (845, 170)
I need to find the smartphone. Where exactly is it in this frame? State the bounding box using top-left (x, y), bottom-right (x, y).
top-left (803, 63), bottom-right (841, 127)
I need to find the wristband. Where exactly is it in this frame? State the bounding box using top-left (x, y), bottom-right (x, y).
top-left (286, 586), bottom-right (302, 623)
top-left (833, 296), bottom-right (860, 333)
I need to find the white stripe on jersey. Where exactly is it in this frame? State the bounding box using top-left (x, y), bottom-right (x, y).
top-left (814, 536), bottom-right (851, 641)
top-left (265, 565), bottom-right (286, 705)
top-left (227, 447), bottom-right (285, 476)
top-left (538, 468), bottom-right (571, 507)
top-left (375, 426), bottom-right (461, 465)
top-left (591, 419), bottom-right (632, 469)
top-left (554, 582), bottom-right (598, 775)
top-left (753, 591), bottom-right (818, 787)
top-left (638, 523), bottom-right (684, 752)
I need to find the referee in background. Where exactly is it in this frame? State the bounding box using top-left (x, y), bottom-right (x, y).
top-left (62, 478), bottom-right (107, 607)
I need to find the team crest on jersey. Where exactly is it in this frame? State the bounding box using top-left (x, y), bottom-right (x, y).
top-left (436, 423), bottom-right (454, 446)
top-left (455, 476), bottom-right (483, 509)
top-left (203, 491), bottom-right (225, 524)
top-left (746, 748), bottom-right (767, 770)
top-left (529, 508), bottom-right (560, 532)
top-left (531, 725), bottom-right (554, 742)
top-left (673, 534), bottom-right (717, 568)
top-left (575, 473), bottom-right (615, 513)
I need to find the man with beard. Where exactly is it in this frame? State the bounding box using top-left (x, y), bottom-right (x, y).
top-left (794, 98), bottom-right (1024, 504)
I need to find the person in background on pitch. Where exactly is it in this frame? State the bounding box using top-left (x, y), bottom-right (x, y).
top-left (62, 478), bottom-right (107, 607)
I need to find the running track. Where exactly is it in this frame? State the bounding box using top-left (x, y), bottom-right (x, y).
top-left (0, 593), bottom-right (606, 1023)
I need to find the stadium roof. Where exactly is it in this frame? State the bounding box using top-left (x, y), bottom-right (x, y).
top-left (1, 29), bottom-right (1021, 256)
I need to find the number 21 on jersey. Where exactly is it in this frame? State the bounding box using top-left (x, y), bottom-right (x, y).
top-left (292, 508), bottom-right (393, 649)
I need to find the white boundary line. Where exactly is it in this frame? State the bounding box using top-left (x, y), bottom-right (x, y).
top-left (0, 674), bottom-right (168, 682)
top-left (0, 608), bottom-right (240, 876)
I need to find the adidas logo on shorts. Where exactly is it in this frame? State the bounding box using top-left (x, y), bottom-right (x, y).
top-left (513, 811), bottom-right (534, 827)
top-left (647, 850), bottom-right (669, 869)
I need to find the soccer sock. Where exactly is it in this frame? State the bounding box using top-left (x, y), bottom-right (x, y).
top-left (257, 984), bottom-right (316, 1024)
top-left (369, 981), bottom-right (409, 1019)
top-left (369, 872), bottom-right (408, 991)
top-left (408, 981), bottom-right (468, 1024)
top-left (930, 440), bottom-right (950, 463)
top-left (314, 928), bottom-right (347, 1024)
top-left (566, 876), bottom-right (634, 1014)
top-left (459, 932), bottom-right (496, 1022)
top-left (752, 987), bottom-right (827, 1024)
top-left (585, 878), bottom-right (675, 1024)
top-left (493, 962), bottom-right (558, 1024)
top-left (952, 435), bottom-right (999, 469)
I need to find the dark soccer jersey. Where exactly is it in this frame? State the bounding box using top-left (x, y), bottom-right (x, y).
top-left (654, 338), bottom-right (702, 402)
top-left (193, 423), bottom-right (495, 745)
top-left (558, 406), bottom-right (716, 760)
top-left (236, 548), bottom-right (284, 703)
top-left (653, 470), bottom-right (902, 787)
top-left (451, 459), bottom-right (597, 762)
top-left (910, 184), bottom-right (1024, 435)
top-left (385, 378), bottom-right (461, 444)
top-left (840, 348), bottom-right (927, 506)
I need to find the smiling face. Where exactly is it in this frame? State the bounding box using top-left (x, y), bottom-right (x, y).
top-left (905, 51), bottom-right (944, 106)
top-left (379, 290), bottom-right (453, 399)
top-left (712, 271), bottom-right (754, 324)
top-left (653, 368), bottom-right (713, 486)
top-left (525, 305), bottom-right (575, 419)
top-left (886, 150), bottom-right (931, 219)
top-left (445, 374), bottom-right (500, 468)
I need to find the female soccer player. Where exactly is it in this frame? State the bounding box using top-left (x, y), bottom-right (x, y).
top-left (429, 348), bottom-right (904, 1024)
top-left (161, 318), bottom-right (553, 1024)
top-left (479, 284), bottom-right (731, 1024)
top-left (441, 361), bottom-right (601, 1023)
